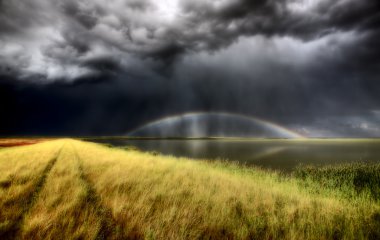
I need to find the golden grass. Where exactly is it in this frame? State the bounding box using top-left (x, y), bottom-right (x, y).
top-left (0, 139), bottom-right (379, 239)
top-left (21, 143), bottom-right (102, 239)
top-left (0, 141), bottom-right (61, 238)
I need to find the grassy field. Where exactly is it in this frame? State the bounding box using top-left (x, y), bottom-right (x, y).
top-left (0, 139), bottom-right (379, 239)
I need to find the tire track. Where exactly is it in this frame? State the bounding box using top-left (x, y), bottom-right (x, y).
top-left (0, 147), bottom-right (62, 240)
top-left (72, 145), bottom-right (122, 240)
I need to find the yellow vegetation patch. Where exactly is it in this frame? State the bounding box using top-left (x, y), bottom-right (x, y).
top-left (0, 139), bottom-right (379, 239)
top-left (0, 141), bottom-right (62, 238)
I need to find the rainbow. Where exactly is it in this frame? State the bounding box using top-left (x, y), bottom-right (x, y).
top-left (127, 112), bottom-right (305, 138)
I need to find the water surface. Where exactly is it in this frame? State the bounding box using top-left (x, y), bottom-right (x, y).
top-left (87, 138), bottom-right (380, 171)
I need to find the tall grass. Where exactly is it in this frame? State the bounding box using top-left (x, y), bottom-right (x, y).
top-left (76, 140), bottom-right (380, 239)
top-left (0, 139), bottom-right (379, 239)
top-left (21, 143), bottom-right (102, 239)
top-left (294, 163), bottom-right (380, 201)
top-left (0, 141), bottom-right (61, 238)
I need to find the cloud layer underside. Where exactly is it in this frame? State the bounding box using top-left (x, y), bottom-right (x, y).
top-left (0, 0), bottom-right (379, 82)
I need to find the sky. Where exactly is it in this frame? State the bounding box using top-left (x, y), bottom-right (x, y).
top-left (1, 0), bottom-right (380, 137)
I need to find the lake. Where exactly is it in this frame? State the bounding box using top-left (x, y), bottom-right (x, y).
top-left (87, 138), bottom-right (380, 171)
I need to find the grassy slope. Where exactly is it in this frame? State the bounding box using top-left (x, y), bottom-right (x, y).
top-left (0, 139), bottom-right (379, 240)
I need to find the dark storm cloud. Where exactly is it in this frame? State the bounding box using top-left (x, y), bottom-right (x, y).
top-left (0, 0), bottom-right (379, 81)
top-left (125, 0), bottom-right (153, 11)
top-left (178, 0), bottom-right (380, 45)
top-left (62, 2), bottom-right (98, 30)
top-left (1, 0), bottom-right (380, 136)
top-left (0, 73), bottom-right (176, 135)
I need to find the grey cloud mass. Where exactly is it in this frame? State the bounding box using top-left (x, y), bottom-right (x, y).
top-left (0, 0), bottom-right (380, 136)
top-left (1, 0), bottom-right (379, 81)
